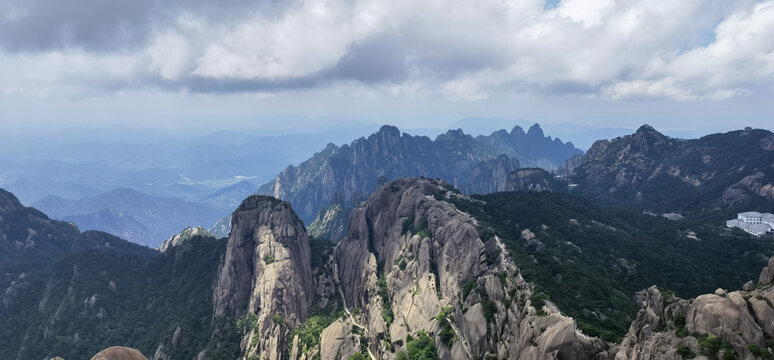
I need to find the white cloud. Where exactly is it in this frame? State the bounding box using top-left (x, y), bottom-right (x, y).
top-left (0, 0), bottom-right (772, 101)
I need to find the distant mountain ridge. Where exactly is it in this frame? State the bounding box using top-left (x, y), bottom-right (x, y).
top-left (33, 188), bottom-right (226, 247)
top-left (258, 123), bottom-right (582, 223)
top-left (475, 123), bottom-right (583, 169)
top-left (566, 125), bottom-right (774, 215)
top-left (61, 209), bottom-right (156, 247)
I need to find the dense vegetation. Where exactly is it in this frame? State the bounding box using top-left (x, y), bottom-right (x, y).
top-left (449, 191), bottom-right (774, 341)
top-left (396, 331), bottom-right (440, 360)
top-left (0, 235), bottom-right (230, 359)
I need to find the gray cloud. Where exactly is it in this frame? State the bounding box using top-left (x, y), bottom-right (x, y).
top-left (0, 0), bottom-right (772, 102)
top-left (0, 0), bottom-right (285, 52)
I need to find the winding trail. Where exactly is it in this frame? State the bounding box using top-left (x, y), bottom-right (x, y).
top-left (332, 262), bottom-right (376, 360)
top-left (447, 318), bottom-right (474, 359)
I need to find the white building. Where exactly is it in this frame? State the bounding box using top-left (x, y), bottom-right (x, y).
top-left (726, 211), bottom-right (774, 236)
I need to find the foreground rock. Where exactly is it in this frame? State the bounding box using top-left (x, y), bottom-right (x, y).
top-left (212, 196), bottom-right (314, 359)
top-left (91, 346), bottom-right (148, 360)
top-left (616, 256), bottom-right (774, 359)
top-left (329, 178), bottom-right (614, 359)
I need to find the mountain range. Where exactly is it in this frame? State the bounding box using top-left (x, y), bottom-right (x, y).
top-left (3, 172), bottom-right (773, 359)
top-left (565, 125), bottom-right (774, 218)
top-left (2, 124), bottom-right (774, 360)
top-left (32, 188), bottom-right (226, 247)
top-left (258, 123), bottom-right (581, 224)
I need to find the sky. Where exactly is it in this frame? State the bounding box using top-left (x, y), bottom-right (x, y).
top-left (1, 0), bottom-right (773, 136)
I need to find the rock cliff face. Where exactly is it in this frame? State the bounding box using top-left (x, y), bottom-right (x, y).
top-left (460, 154), bottom-right (520, 194)
top-left (307, 203), bottom-right (349, 242)
top-left (258, 124), bottom-right (581, 224)
top-left (560, 154), bottom-right (584, 176)
top-left (213, 195), bottom-right (314, 359)
top-left (504, 168), bottom-right (567, 192)
top-left (617, 257), bottom-right (774, 360)
top-left (330, 178), bottom-right (613, 359)
top-left (568, 125), bottom-right (774, 212)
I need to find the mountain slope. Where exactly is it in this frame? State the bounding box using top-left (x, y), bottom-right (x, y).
top-left (33, 188), bottom-right (227, 247)
top-left (61, 209), bottom-right (156, 247)
top-left (447, 190), bottom-right (774, 341)
top-left (567, 125), bottom-right (774, 216)
top-left (0, 188), bottom-right (153, 272)
top-left (0, 232), bottom-right (226, 360)
top-left (258, 124), bottom-right (581, 223)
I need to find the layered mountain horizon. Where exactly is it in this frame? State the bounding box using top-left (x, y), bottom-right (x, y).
top-left (1, 123), bottom-right (773, 360)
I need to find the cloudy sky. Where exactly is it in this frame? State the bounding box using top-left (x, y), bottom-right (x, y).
top-left (1, 0), bottom-right (773, 135)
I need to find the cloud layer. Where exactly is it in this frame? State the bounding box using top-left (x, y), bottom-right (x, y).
top-left (1, 0), bottom-right (772, 100)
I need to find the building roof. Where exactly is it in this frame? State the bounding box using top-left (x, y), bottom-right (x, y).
top-left (739, 211), bottom-right (764, 218)
top-left (747, 223), bottom-right (773, 233)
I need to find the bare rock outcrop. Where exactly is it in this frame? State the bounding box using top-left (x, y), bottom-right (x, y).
top-left (91, 346), bottom-right (148, 360)
top-left (460, 154), bottom-right (520, 194)
top-left (722, 171), bottom-right (774, 205)
top-left (319, 319), bottom-right (359, 360)
top-left (0, 188), bottom-right (24, 214)
top-left (617, 257), bottom-right (774, 359)
top-left (331, 178), bottom-right (614, 359)
top-left (505, 168), bottom-right (566, 192)
top-left (159, 226), bottom-right (212, 252)
top-left (212, 196), bottom-right (314, 360)
top-left (760, 256), bottom-right (774, 285)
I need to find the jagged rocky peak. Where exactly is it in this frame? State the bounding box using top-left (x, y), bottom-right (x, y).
top-left (377, 124), bottom-right (401, 137)
top-left (159, 226), bottom-right (213, 253)
top-left (527, 123), bottom-right (545, 138)
top-left (436, 128), bottom-right (472, 142)
top-left (629, 124), bottom-right (670, 149)
top-left (0, 188), bottom-right (24, 213)
top-left (213, 195), bottom-right (314, 359)
top-left (617, 256), bottom-right (774, 359)
top-left (510, 125), bottom-right (526, 137)
top-left (332, 177), bottom-right (613, 359)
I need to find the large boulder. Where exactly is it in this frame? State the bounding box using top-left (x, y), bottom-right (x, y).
top-left (617, 256), bottom-right (774, 359)
top-left (760, 257), bottom-right (774, 285)
top-left (91, 346), bottom-right (148, 360)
